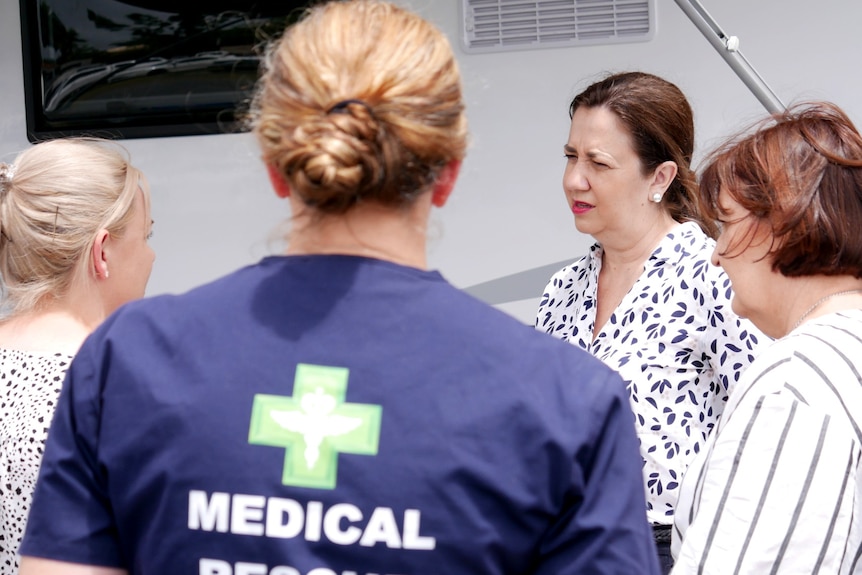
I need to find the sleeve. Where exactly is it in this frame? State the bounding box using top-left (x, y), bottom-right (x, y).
top-left (672, 390), bottom-right (859, 574)
top-left (534, 367), bottom-right (662, 575)
top-left (18, 334), bottom-right (126, 568)
top-left (535, 257), bottom-right (587, 335)
top-left (535, 272), bottom-right (563, 331)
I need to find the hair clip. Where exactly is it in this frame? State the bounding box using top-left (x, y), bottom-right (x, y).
top-left (327, 99), bottom-right (372, 115)
top-left (0, 163), bottom-right (15, 198)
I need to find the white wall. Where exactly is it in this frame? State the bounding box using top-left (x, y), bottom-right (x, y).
top-left (2, 1), bottom-right (861, 324)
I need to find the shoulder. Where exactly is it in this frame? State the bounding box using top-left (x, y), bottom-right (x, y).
top-left (746, 324), bottom-right (862, 386)
top-left (663, 223), bottom-right (722, 283)
top-left (714, 334), bottom-right (862, 465)
top-left (537, 251), bottom-right (594, 319)
top-left (730, 325), bottom-right (862, 418)
top-left (676, 220), bottom-right (716, 249)
top-left (787, 316), bottom-right (862, 397)
top-left (662, 224), bottom-right (752, 322)
top-left (644, 223), bottom-right (721, 297)
top-left (711, 333), bottom-right (858, 458)
top-left (432, 286), bottom-right (628, 421)
top-left (109, 256), bottom-right (292, 317)
top-left (643, 223), bottom-right (730, 312)
top-left (0, 349), bottom-right (73, 379)
top-left (454, 287), bottom-right (599, 371)
top-left (79, 260), bottom-right (277, 363)
top-left (508, 332), bottom-right (633, 459)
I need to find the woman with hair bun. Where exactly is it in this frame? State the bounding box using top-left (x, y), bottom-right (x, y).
top-left (19, 2), bottom-right (658, 574)
top-left (0, 138), bottom-right (154, 574)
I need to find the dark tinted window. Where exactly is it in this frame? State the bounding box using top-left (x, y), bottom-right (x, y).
top-left (19, 0), bottom-right (308, 141)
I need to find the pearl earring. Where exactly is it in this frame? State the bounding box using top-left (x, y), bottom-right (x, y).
top-left (652, 193), bottom-right (662, 203)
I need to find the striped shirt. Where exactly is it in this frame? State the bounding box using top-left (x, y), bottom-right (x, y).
top-left (672, 309), bottom-right (862, 574)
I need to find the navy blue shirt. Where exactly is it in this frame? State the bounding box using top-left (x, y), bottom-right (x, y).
top-left (22, 256), bottom-right (659, 575)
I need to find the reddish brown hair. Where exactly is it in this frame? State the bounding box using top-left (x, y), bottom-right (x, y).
top-left (570, 71), bottom-right (716, 237)
top-left (700, 101), bottom-right (862, 278)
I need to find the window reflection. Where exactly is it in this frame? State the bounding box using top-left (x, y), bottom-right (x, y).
top-left (25, 0), bottom-right (306, 139)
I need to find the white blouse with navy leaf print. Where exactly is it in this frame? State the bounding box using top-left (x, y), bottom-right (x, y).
top-left (536, 221), bottom-right (766, 525)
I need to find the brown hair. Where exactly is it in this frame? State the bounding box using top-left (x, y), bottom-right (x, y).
top-left (570, 71), bottom-right (716, 236)
top-left (700, 101), bottom-right (862, 278)
top-left (0, 138), bottom-right (148, 316)
top-left (250, 0), bottom-right (467, 215)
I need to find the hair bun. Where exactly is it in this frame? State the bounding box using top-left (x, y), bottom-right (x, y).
top-left (287, 109), bottom-right (383, 212)
top-left (251, 0), bottom-right (468, 214)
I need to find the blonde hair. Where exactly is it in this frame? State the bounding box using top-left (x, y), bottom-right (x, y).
top-left (251, 0), bottom-right (467, 214)
top-left (0, 138), bottom-right (149, 316)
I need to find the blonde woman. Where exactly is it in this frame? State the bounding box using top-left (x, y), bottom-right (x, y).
top-left (19, 2), bottom-right (658, 574)
top-left (0, 138), bottom-right (154, 573)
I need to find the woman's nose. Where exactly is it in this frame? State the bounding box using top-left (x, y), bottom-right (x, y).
top-left (564, 163), bottom-right (589, 191)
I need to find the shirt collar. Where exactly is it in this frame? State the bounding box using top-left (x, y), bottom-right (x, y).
top-left (650, 221), bottom-right (702, 267)
top-left (589, 220), bottom-right (703, 268)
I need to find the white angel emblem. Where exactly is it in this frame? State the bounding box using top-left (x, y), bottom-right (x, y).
top-left (269, 387), bottom-right (362, 468)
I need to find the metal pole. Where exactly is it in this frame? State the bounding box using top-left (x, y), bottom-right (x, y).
top-left (673, 0), bottom-right (786, 114)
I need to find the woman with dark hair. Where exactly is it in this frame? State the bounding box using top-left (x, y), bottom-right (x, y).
top-left (18, 3), bottom-right (659, 574)
top-left (672, 101), bottom-right (862, 574)
top-left (536, 71), bottom-right (764, 572)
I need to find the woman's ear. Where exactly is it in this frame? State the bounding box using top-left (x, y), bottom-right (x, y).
top-left (431, 160), bottom-right (462, 208)
top-left (91, 229), bottom-right (111, 279)
top-left (651, 160), bottom-right (679, 195)
top-left (266, 164), bottom-right (291, 199)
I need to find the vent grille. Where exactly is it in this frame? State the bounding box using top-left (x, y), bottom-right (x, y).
top-left (462, 0), bottom-right (654, 53)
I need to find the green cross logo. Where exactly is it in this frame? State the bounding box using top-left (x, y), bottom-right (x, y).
top-left (248, 363), bottom-right (382, 489)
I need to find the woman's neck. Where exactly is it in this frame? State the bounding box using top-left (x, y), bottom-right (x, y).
top-left (600, 215), bottom-right (679, 273)
top-left (780, 275), bottom-right (862, 337)
top-left (0, 305), bottom-right (94, 356)
top-left (285, 196), bottom-right (432, 269)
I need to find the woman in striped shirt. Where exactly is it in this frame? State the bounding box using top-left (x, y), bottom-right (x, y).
top-left (672, 101), bottom-right (862, 574)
